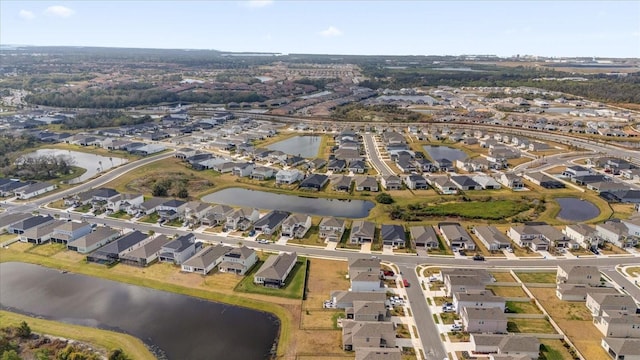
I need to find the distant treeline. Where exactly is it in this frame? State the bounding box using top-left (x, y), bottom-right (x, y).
top-left (62, 112), bottom-right (152, 129)
top-left (360, 65), bottom-right (640, 104)
top-left (25, 89), bottom-right (267, 108)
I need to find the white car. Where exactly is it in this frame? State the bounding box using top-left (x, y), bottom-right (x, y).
top-left (451, 324), bottom-right (463, 331)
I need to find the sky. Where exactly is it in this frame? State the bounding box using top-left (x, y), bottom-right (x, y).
top-left (1, 1), bottom-right (639, 58)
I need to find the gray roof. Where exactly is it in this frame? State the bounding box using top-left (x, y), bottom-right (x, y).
top-left (122, 235), bottom-right (171, 260)
top-left (351, 220), bottom-right (376, 239)
top-left (439, 223), bottom-right (472, 242)
top-left (254, 210), bottom-right (290, 229)
top-left (330, 291), bottom-right (386, 305)
top-left (0, 212), bottom-right (33, 228)
top-left (94, 230), bottom-right (149, 255)
top-left (69, 227), bottom-right (120, 248)
top-left (602, 338), bottom-right (640, 356)
top-left (354, 347), bottom-right (401, 360)
top-left (451, 175), bottom-right (480, 187)
top-left (10, 215), bottom-right (54, 231)
top-left (23, 220), bottom-right (66, 239)
top-left (380, 224), bottom-right (406, 242)
top-left (17, 181), bottom-right (54, 194)
top-left (255, 252), bottom-right (297, 280)
top-left (464, 307), bottom-right (507, 321)
top-left (410, 225), bottom-right (438, 245)
top-left (474, 225), bottom-right (511, 245)
top-left (183, 244), bottom-right (232, 269)
top-left (162, 234), bottom-right (195, 252)
top-left (223, 245), bottom-right (255, 260)
top-left (319, 217), bottom-right (345, 228)
top-left (565, 223), bottom-right (596, 236)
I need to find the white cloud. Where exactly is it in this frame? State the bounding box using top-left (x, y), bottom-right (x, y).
top-left (45, 5), bottom-right (75, 18)
top-left (244, 0), bottom-right (273, 8)
top-left (19, 10), bottom-right (35, 20)
top-left (319, 26), bottom-right (343, 37)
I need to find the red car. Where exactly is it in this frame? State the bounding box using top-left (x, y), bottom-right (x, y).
top-left (403, 279), bottom-right (410, 287)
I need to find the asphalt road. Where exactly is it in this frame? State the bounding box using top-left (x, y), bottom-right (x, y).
top-left (363, 134), bottom-right (395, 176)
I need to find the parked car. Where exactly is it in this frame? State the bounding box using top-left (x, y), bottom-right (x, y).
top-left (473, 254), bottom-right (485, 261)
top-left (403, 279), bottom-right (410, 287)
top-left (443, 306), bottom-right (455, 313)
top-left (458, 250), bottom-right (467, 256)
top-left (451, 324), bottom-right (463, 331)
top-left (383, 270), bottom-right (395, 277)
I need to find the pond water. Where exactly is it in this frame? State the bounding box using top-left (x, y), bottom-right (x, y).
top-left (556, 197), bottom-right (600, 221)
top-left (26, 149), bottom-right (127, 184)
top-left (202, 188), bottom-right (374, 218)
top-left (422, 145), bottom-right (468, 162)
top-left (0, 262), bottom-right (279, 360)
top-left (266, 136), bottom-right (321, 158)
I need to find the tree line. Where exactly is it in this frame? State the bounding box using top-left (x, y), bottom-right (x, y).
top-left (3, 154), bottom-right (76, 181)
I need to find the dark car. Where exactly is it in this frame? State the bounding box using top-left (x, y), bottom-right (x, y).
top-left (473, 254), bottom-right (485, 261)
top-left (458, 250), bottom-right (467, 256)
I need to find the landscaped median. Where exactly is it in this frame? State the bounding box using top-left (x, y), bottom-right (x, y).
top-left (0, 310), bottom-right (154, 360)
top-left (0, 248), bottom-right (295, 359)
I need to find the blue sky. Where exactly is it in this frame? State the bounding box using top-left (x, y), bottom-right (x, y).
top-left (2, 1), bottom-right (639, 57)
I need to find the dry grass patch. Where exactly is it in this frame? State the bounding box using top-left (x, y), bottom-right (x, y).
top-left (529, 287), bottom-right (610, 360)
top-left (487, 285), bottom-right (527, 298)
top-left (305, 258), bottom-right (349, 308)
top-left (448, 332), bottom-right (470, 343)
top-left (490, 272), bottom-right (516, 283)
top-left (505, 300), bottom-right (542, 314)
top-left (295, 330), bottom-right (345, 356)
top-left (625, 266), bottom-right (640, 277)
top-left (25, 243), bottom-right (67, 257)
top-left (507, 318), bottom-right (556, 334)
top-left (599, 243), bottom-right (629, 255)
top-left (301, 309), bottom-right (341, 329)
top-left (0, 233), bottom-right (18, 244)
top-left (610, 203), bottom-right (636, 219)
top-left (514, 272), bottom-right (557, 284)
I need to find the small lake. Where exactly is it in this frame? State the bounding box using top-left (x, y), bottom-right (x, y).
top-left (0, 262), bottom-right (278, 360)
top-left (266, 135), bottom-right (321, 158)
top-left (556, 197), bottom-right (600, 221)
top-left (422, 145), bottom-right (468, 162)
top-left (202, 188), bottom-right (374, 218)
top-left (27, 149), bottom-right (127, 184)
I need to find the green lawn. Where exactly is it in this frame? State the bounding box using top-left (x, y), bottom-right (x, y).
top-left (75, 204), bottom-right (93, 213)
top-left (506, 300), bottom-right (542, 314)
top-left (108, 210), bottom-right (132, 220)
top-left (391, 199), bottom-right (531, 221)
top-left (235, 258), bottom-right (307, 299)
top-left (139, 212), bottom-right (160, 224)
top-left (507, 318), bottom-right (556, 334)
top-left (514, 272), bottom-right (557, 284)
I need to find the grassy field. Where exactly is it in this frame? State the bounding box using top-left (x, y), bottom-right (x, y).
top-left (514, 272), bottom-right (557, 284)
top-left (505, 300), bottom-right (542, 314)
top-left (540, 339), bottom-right (576, 360)
top-left (235, 258), bottom-right (307, 299)
top-left (487, 285), bottom-right (527, 298)
top-left (0, 310), bottom-right (155, 360)
top-left (625, 266), bottom-right (640, 277)
top-left (529, 287), bottom-right (610, 360)
top-left (392, 199), bottom-right (531, 221)
top-left (490, 272), bottom-right (516, 282)
top-left (507, 318), bottom-right (556, 334)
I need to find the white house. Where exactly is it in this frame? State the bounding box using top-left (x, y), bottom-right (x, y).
top-left (275, 169), bottom-right (304, 184)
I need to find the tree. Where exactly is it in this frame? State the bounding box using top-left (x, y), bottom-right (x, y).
top-left (375, 193), bottom-right (394, 204)
top-left (1, 350), bottom-right (21, 360)
top-left (176, 187), bottom-right (189, 199)
top-left (152, 182), bottom-right (168, 197)
top-left (16, 321), bottom-right (31, 338)
top-left (108, 349), bottom-right (130, 360)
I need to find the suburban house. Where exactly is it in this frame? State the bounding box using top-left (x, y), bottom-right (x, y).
top-left (232, 162), bottom-right (254, 177)
top-left (225, 207), bottom-right (260, 231)
top-left (50, 221), bottom-right (93, 244)
top-left (253, 210), bottom-right (290, 235)
top-left (341, 320), bottom-right (396, 351)
top-left (556, 265), bottom-right (601, 286)
top-left (451, 176), bottom-right (482, 191)
top-left (120, 234), bottom-right (172, 267)
top-left (562, 165), bottom-right (592, 179)
top-left (181, 244), bottom-right (232, 275)
top-left (346, 301), bottom-right (390, 322)
top-left (250, 166), bottom-right (276, 180)
top-left (601, 337), bottom-right (640, 360)
top-left (350, 221), bottom-right (376, 244)
top-left (156, 199), bottom-right (187, 221)
top-left (410, 225), bottom-right (440, 249)
top-left (331, 175), bottom-right (353, 192)
top-left (7, 215), bottom-right (55, 235)
top-left (354, 176), bottom-right (378, 192)
top-left (623, 218), bottom-right (640, 237)
top-left (593, 311), bottom-right (640, 338)
top-left (461, 307), bottom-right (508, 333)
top-left (299, 174), bottom-right (329, 191)
top-left (275, 169), bottom-right (303, 184)
top-left (329, 291), bottom-right (387, 309)
top-left (202, 204), bottom-right (234, 226)
top-left (20, 219), bottom-right (67, 244)
top-left (429, 176), bottom-right (458, 195)
top-left (281, 213), bottom-right (312, 238)
top-left (348, 160), bottom-right (367, 174)
top-left (158, 233), bottom-right (198, 265)
top-left (499, 173), bottom-right (525, 190)
top-left (349, 257), bottom-right (381, 277)
top-left (0, 213), bottom-right (34, 233)
top-left (380, 175), bottom-right (402, 190)
top-left (106, 193), bottom-right (144, 214)
top-left (445, 275), bottom-right (487, 297)
top-left (254, 251), bottom-right (298, 288)
top-left (327, 159), bottom-right (347, 172)
top-left (523, 172), bottom-right (565, 189)
top-left (471, 335), bottom-right (540, 360)
top-left (596, 221), bottom-right (638, 248)
top-left (14, 182), bottom-right (56, 200)
top-left (473, 226), bottom-right (511, 251)
top-left (404, 174), bottom-right (429, 190)
top-left (472, 175), bottom-right (501, 190)
top-left (67, 226), bottom-right (120, 254)
top-left (453, 291), bottom-right (506, 312)
top-left (86, 230), bottom-right (150, 265)
top-left (183, 201), bottom-right (213, 224)
top-left (218, 246), bottom-right (258, 275)
top-left (507, 223), bottom-right (572, 251)
top-left (586, 293), bottom-right (637, 317)
top-left (319, 217), bottom-right (346, 242)
top-left (350, 272), bottom-right (384, 292)
top-left (563, 224), bottom-right (601, 249)
top-left (556, 284), bottom-right (618, 302)
top-left (380, 224), bottom-right (406, 248)
top-left (439, 223), bottom-right (476, 250)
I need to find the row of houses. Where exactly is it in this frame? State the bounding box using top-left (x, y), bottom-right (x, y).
top-left (554, 265), bottom-right (640, 360)
top-left (0, 178), bottom-right (57, 199)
